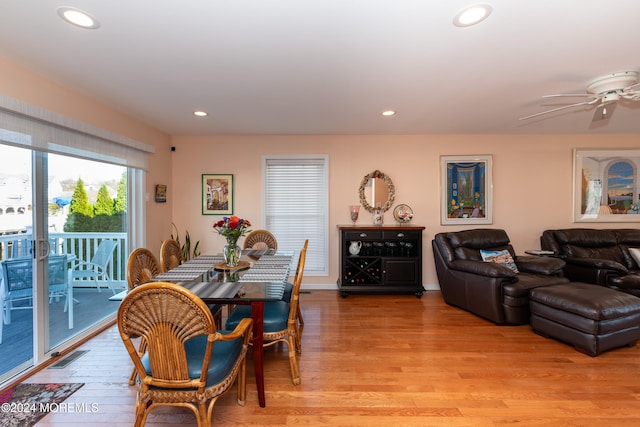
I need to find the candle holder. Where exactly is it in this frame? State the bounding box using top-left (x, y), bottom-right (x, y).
top-left (349, 205), bottom-right (360, 225)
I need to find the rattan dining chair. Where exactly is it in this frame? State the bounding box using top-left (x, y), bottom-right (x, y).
top-left (126, 248), bottom-right (161, 290)
top-left (282, 239), bottom-right (308, 343)
top-left (160, 239), bottom-right (183, 273)
top-left (225, 239), bottom-right (307, 385)
top-left (242, 229), bottom-right (278, 251)
top-left (118, 281), bottom-right (253, 427)
top-left (125, 248), bottom-right (162, 385)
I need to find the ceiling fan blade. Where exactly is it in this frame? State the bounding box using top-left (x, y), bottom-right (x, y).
top-left (624, 81), bottom-right (640, 91)
top-left (542, 93), bottom-right (596, 99)
top-left (620, 90), bottom-right (640, 100)
top-left (592, 102), bottom-right (617, 122)
top-left (519, 100), bottom-right (596, 121)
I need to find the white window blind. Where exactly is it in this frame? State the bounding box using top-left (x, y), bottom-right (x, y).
top-left (0, 95), bottom-right (154, 170)
top-left (264, 156), bottom-right (328, 275)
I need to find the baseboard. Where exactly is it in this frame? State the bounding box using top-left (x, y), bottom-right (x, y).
top-left (301, 283), bottom-right (441, 291)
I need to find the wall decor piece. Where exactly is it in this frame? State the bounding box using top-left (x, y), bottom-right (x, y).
top-left (440, 155), bottom-right (493, 225)
top-left (393, 204), bottom-right (414, 224)
top-left (202, 174), bottom-right (233, 215)
top-left (573, 148), bottom-right (640, 222)
top-left (154, 184), bottom-right (167, 203)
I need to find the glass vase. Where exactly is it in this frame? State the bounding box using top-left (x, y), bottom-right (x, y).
top-left (223, 239), bottom-right (241, 267)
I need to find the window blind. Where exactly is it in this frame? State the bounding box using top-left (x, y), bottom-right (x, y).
top-left (0, 95), bottom-right (154, 170)
top-left (264, 156), bottom-right (328, 275)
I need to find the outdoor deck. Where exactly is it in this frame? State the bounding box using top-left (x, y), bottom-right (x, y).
top-left (0, 287), bottom-right (117, 375)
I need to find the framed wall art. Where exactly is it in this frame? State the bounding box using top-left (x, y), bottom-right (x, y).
top-left (202, 174), bottom-right (233, 215)
top-left (154, 184), bottom-right (167, 203)
top-left (440, 155), bottom-right (493, 225)
top-left (573, 148), bottom-right (640, 222)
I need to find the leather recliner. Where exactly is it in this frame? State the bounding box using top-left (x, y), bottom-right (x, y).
top-left (541, 228), bottom-right (640, 297)
top-left (432, 229), bottom-right (569, 325)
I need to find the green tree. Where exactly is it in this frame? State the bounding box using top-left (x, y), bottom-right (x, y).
top-left (95, 184), bottom-right (114, 216)
top-left (114, 172), bottom-right (127, 213)
top-left (69, 178), bottom-right (93, 217)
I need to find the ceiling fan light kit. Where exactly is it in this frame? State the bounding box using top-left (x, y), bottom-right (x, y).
top-left (520, 70), bottom-right (640, 123)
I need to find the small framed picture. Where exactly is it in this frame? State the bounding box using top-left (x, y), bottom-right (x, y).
top-left (202, 174), bottom-right (233, 215)
top-left (440, 155), bottom-right (493, 225)
top-left (154, 184), bottom-right (167, 203)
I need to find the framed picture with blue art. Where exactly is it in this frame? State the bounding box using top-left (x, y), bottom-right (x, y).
top-left (573, 148), bottom-right (640, 222)
top-left (440, 155), bottom-right (493, 225)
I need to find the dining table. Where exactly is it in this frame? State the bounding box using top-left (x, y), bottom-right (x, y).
top-left (115, 248), bottom-right (294, 408)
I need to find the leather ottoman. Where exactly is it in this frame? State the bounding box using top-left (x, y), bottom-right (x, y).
top-left (529, 282), bottom-right (640, 356)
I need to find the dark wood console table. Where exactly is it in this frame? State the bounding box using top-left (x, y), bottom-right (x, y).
top-left (337, 224), bottom-right (425, 298)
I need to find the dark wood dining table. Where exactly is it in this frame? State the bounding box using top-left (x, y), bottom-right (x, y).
top-left (147, 250), bottom-right (292, 408)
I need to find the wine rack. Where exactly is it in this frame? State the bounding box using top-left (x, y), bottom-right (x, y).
top-left (337, 225), bottom-right (425, 298)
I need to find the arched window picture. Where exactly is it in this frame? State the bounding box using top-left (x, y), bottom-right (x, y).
top-left (574, 149), bottom-right (640, 222)
top-left (440, 155), bottom-right (493, 225)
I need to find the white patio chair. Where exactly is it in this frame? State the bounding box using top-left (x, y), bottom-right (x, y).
top-left (1, 254), bottom-right (73, 344)
top-left (71, 240), bottom-right (118, 294)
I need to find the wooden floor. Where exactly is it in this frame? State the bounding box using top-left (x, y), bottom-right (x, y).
top-left (24, 290), bottom-right (640, 426)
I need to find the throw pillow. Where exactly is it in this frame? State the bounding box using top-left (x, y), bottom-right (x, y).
top-left (480, 249), bottom-right (519, 273)
top-left (629, 247), bottom-right (640, 267)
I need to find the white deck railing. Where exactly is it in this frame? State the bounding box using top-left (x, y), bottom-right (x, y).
top-left (0, 232), bottom-right (127, 288)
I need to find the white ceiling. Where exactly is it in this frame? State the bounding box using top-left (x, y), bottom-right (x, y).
top-left (1, 1), bottom-right (639, 136)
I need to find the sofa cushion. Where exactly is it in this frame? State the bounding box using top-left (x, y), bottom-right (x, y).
top-left (614, 229), bottom-right (640, 246)
top-left (447, 229), bottom-right (516, 262)
top-left (609, 272), bottom-right (640, 290)
top-left (502, 272), bottom-right (568, 298)
top-left (481, 249), bottom-right (519, 273)
top-left (554, 229), bottom-right (618, 247)
top-left (567, 244), bottom-right (629, 267)
top-left (447, 229), bottom-right (510, 249)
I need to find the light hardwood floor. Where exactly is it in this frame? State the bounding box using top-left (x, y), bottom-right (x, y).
top-left (23, 290), bottom-right (640, 426)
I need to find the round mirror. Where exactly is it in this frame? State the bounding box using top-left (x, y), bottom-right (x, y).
top-left (358, 170), bottom-right (395, 213)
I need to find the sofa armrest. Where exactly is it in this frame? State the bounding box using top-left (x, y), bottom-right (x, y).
top-left (516, 255), bottom-right (565, 275)
top-left (564, 256), bottom-right (629, 274)
top-left (449, 259), bottom-right (517, 278)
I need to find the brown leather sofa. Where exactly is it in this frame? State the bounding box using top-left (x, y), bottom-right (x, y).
top-left (541, 228), bottom-right (640, 297)
top-left (432, 229), bottom-right (569, 325)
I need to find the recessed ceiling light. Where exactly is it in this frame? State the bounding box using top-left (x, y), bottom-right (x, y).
top-left (193, 111), bottom-right (208, 117)
top-left (57, 7), bottom-right (100, 29)
top-left (453, 3), bottom-right (492, 27)
top-left (381, 110), bottom-right (396, 117)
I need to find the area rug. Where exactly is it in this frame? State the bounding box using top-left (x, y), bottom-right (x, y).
top-left (0, 383), bottom-right (84, 427)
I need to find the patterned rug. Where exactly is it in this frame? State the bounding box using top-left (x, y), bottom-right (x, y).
top-left (0, 383), bottom-right (84, 427)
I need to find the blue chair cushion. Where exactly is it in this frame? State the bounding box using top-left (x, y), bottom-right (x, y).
top-left (225, 301), bottom-right (289, 333)
top-left (281, 282), bottom-right (293, 302)
top-left (208, 304), bottom-right (223, 317)
top-left (141, 331), bottom-right (243, 387)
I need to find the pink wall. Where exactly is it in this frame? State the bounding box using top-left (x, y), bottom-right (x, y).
top-left (170, 135), bottom-right (640, 288)
top-left (0, 56), bottom-right (174, 255)
top-left (2, 55), bottom-right (638, 288)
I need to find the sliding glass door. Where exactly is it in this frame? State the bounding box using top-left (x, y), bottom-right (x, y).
top-left (0, 144), bottom-right (128, 382)
top-left (0, 145), bottom-right (34, 378)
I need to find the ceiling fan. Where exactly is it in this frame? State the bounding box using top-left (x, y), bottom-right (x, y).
top-left (519, 71), bottom-right (640, 123)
